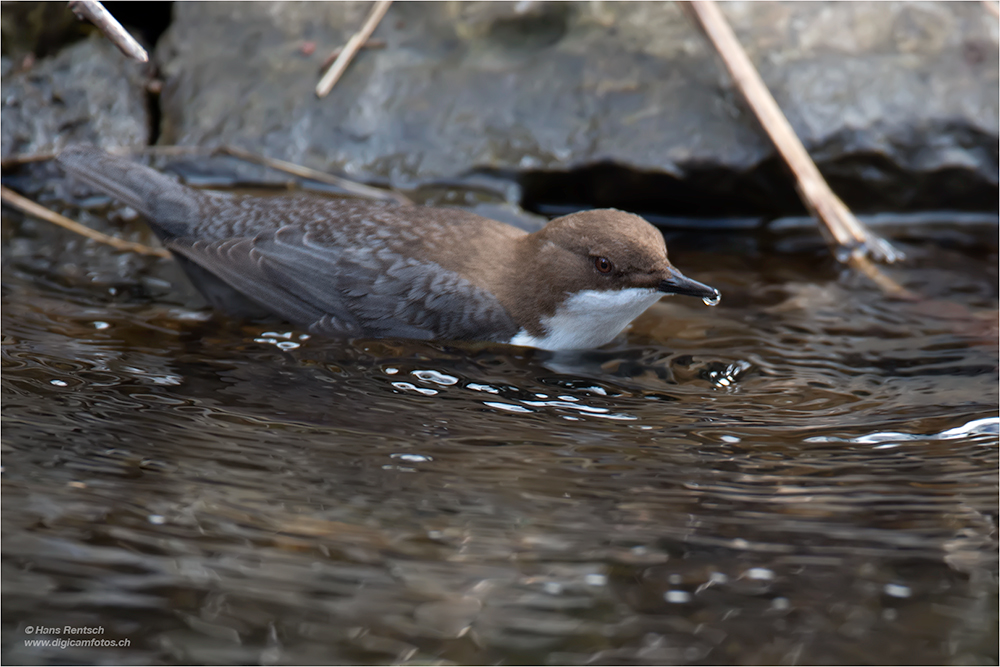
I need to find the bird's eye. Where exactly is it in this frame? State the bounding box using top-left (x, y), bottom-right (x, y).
top-left (594, 256), bottom-right (614, 274)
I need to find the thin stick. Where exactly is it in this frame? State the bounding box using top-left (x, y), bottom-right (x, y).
top-left (67, 0), bottom-right (149, 63)
top-left (984, 1), bottom-right (999, 19)
top-left (319, 39), bottom-right (386, 73)
top-left (3, 146), bottom-right (204, 170)
top-left (217, 146), bottom-right (411, 205)
top-left (4, 146), bottom-right (410, 204)
top-left (847, 256), bottom-right (916, 300)
top-left (316, 0), bottom-right (392, 98)
top-left (1, 185), bottom-right (170, 258)
top-left (685, 1), bottom-right (902, 266)
top-left (1, 152), bottom-right (57, 170)
top-left (121, 145), bottom-right (207, 157)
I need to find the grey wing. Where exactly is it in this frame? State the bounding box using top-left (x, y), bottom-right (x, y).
top-left (166, 226), bottom-right (518, 342)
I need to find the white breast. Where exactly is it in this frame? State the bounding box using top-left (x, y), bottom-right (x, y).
top-left (508, 288), bottom-right (663, 350)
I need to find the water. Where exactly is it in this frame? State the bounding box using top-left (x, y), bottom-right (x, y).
top-left (2, 191), bottom-right (998, 665)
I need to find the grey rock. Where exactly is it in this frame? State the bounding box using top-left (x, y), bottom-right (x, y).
top-left (1, 35), bottom-right (150, 159)
top-left (155, 1), bottom-right (999, 213)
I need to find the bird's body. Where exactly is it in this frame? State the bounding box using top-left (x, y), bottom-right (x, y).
top-left (57, 146), bottom-right (719, 350)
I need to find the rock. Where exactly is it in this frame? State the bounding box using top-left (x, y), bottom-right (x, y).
top-left (154, 1), bottom-right (998, 215)
top-left (1, 3), bottom-right (995, 215)
top-left (1, 35), bottom-right (151, 159)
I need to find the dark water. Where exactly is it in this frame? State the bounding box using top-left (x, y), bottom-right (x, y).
top-left (2, 189), bottom-right (998, 665)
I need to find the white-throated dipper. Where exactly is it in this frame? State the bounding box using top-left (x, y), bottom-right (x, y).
top-left (57, 146), bottom-right (720, 350)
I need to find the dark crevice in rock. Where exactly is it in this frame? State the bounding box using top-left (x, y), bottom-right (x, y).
top-left (146, 79), bottom-right (163, 146)
top-left (514, 155), bottom-right (999, 226)
top-left (1, 3), bottom-right (174, 64)
top-left (515, 160), bottom-right (802, 223)
top-left (486, 9), bottom-right (570, 51)
top-left (101, 2), bottom-right (174, 52)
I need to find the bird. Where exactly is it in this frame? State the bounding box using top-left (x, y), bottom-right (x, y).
top-left (57, 145), bottom-right (720, 350)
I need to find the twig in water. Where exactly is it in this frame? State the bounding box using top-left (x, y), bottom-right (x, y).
top-left (217, 146), bottom-right (412, 205)
top-left (846, 256), bottom-right (916, 300)
top-left (684, 1), bottom-right (903, 268)
top-left (67, 0), bottom-right (149, 62)
top-left (319, 39), bottom-right (386, 73)
top-left (1, 185), bottom-right (170, 258)
top-left (316, 0), bottom-right (393, 98)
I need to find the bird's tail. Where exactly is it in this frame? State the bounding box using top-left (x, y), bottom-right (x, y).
top-left (56, 145), bottom-right (200, 236)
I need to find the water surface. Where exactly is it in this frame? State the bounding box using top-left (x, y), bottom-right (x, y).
top-left (2, 192), bottom-right (997, 665)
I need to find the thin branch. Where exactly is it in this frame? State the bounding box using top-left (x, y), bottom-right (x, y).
top-left (5, 146), bottom-right (409, 204)
top-left (319, 39), bottom-right (386, 74)
top-left (984, 1), bottom-right (999, 18)
top-left (3, 146), bottom-right (207, 170)
top-left (316, 0), bottom-right (393, 98)
top-left (67, 0), bottom-right (149, 62)
top-left (121, 145), bottom-right (207, 157)
top-left (217, 146), bottom-right (412, 205)
top-left (1, 185), bottom-right (170, 258)
top-left (685, 0), bottom-right (903, 267)
top-left (847, 256), bottom-right (916, 300)
top-left (1, 152), bottom-right (57, 170)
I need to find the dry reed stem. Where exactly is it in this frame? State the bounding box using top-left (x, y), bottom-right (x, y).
top-left (320, 39), bottom-right (386, 73)
top-left (5, 145), bottom-right (409, 204)
top-left (847, 256), bottom-right (917, 300)
top-left (316, 0), bottom-right (393, 98)
top-left (1, 152), bottom-right (57, 170)
top-left (68, 0), bottom-right (148, 62)
top-left (1, 185), bottom-right (170, 258)
top-left (2, 146), bottom-right (205, 170)
top-left (685, 0), bottom-right (903, 267)
top-left (217, 146), bottom-right (411, 205)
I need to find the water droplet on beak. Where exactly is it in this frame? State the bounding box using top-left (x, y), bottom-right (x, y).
top-left (702, 291), bottom-right (721, 307)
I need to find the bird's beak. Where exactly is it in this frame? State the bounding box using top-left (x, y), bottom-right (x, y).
top-left (658, 266), bottom-right (721, 303)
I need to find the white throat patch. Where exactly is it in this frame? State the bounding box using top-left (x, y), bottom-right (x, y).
top-left (509, 288), bottom-right (662, 350)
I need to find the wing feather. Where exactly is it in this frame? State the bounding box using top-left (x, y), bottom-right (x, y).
top-left (166, 226), bottom-right (518, 342)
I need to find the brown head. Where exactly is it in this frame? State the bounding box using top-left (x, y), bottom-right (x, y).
top-left (492, 209), bottom-right (720, 348)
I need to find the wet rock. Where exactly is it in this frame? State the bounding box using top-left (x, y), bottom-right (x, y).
top-left (154, 1), bottom-right (998, 214)
top-left (1, 35), bottom-right (150, 160)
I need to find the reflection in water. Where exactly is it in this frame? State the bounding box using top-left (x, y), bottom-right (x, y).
top-left (2, 206), bottom-right (998, 665)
